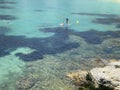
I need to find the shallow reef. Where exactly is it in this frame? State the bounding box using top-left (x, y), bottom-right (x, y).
top-left (1, 29), bottom-right (120, 90)
top-left (0, 27), bottom-right (80, 61)
top-left (13, 34), bottom-right (120, 89)
top-left (1, 27), bottom-right (120, 61)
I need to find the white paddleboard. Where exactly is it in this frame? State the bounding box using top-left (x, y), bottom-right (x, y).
top-left (60, 23), bottom-right (72, 26)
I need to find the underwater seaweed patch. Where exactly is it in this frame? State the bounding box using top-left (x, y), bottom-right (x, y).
top-left (0, 1), bottom-right (16, 4)
top-left (0, 15), bottom-right (17, 20)
top-left (92, 17), bottom-right (120, 25)
top-left (1, 27), bottom-right (120, 61)
top-left (72, 13), bottom-right (117, 17)
top-left (0, 6), bottom-right (13, 9)
top-left (0, 27), bottom-right (80, 61)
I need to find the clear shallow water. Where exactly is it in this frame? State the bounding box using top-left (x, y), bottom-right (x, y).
top-left (0, 0), bottom-right (120, 90)
top-left (1, 0), bottom-right (120, 37)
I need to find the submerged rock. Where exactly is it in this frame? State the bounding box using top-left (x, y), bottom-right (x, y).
top-left (16, 75), bottom-right (38, 90)
top-left (67, 60), bottom-right (120, 90)
top-left (66, 71), bottom-right (88, 86)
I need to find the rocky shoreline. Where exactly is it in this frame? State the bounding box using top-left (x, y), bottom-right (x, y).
top-left (67, 60), bottom-right (120, 90)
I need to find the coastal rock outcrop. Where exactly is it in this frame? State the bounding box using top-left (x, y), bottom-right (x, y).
top-left (67, 60), bottom-right (120, 90)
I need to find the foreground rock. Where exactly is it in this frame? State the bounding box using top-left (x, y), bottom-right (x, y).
top-left (67, 60), bottom-right (120, 90)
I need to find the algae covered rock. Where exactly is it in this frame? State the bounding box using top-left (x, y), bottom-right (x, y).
top-left (66, 70), bottom-right (88, 86)
top-left (16, 75), bottom-right (38, 90)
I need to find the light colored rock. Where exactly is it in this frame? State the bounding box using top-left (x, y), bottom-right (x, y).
top-left (90, 61), bottom-right (120, 90)
top-left (67, 60), bottom-right (120, 90)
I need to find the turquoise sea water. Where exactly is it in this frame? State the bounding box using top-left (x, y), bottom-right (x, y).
top-left (0, 0), bottom-right (120, 90)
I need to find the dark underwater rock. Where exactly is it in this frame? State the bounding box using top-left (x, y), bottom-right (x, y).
top-left (15, 52), bottom-right (44, 61)
top-left (0, 49), bottom-right (10, 57)
top-left (116, 24), bottom-right (120, 28)
top-left (0, 15), bottom-right (17, 20)
top-left (72, 13), bottom-right (117, 17)
top-left (34, 9), bottom-right (44, 12)
top-left (1, 27), bottom-right (120, 61)
top-left (0, 27), bottom-right (80, 61)
top-left (17, 76), bottom-right (37, 90)
top-left (78, 30), bottom-right (103, 44)
top-left (0, 1), bottom-right (16, 4)
top-left (0, 6), bottom-right (13, 9)
top-left (93, 17), bottom-right (120, 25)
